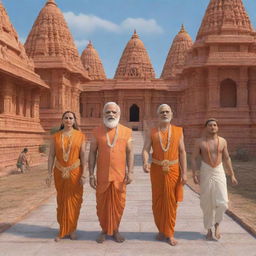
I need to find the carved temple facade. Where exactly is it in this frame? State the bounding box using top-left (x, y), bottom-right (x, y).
top-left (0, 0), bottom-right (256, 169)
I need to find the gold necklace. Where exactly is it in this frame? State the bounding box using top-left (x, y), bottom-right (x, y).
top-left (206, 136), bottom-right (219, 167)
top-left (106, 126), bottom-right (118, 148)
top-left (158, 125), bottom-right (171, 152)
top-left (61, 129), bottom-right (74, 162)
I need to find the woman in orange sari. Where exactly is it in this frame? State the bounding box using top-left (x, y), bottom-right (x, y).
top-left (46, 111), bottom-right (87, 242)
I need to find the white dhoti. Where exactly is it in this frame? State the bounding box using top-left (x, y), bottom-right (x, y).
top-left (200, 161), bottom-right (228, 229)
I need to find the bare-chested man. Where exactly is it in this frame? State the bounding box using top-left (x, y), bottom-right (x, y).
top-left (191, 118), bottom-right (238, 240)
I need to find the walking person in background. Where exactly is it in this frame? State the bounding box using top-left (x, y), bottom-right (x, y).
top-left (16, 148), bottom-right (29, 173)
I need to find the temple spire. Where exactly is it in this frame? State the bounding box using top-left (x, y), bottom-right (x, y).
top-left (81, 41), bottom-right (107, 80)
top-left (179, 24), bottom-right (186, 34)
top-left (161, 24), bottom-right (193, 79)
top-left (46, 0), bottom-right (56, 6)
top-left (114, 31), bottom-right (155, 79)
top-left (25, 0), bottom-right (85, 74)
top-left (196, 0), bottom-right (253, 40)
top-left (132, 29), bottom-right (139, 39)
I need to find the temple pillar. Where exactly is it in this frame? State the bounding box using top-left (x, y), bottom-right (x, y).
top-left (71, 88), bottom-right (80, 114)
top-left (207, 67), bottom-right (219, 109)
top-left (68, 87), bottom-right (72, 110)
top-left (237, 67), bottom-right (248, 107)
top-left (118, 90), bottom-right (125, 120)
top-left (31, 89), bottom-right (40, 119)
top-left (18, 88), bottom-right (24, 116)
top-left (58, 85), bottom-right (64, 110)
top-left (144, 90), bottom-right (151, 119)
top-left (25, 89), bottom-right (31, 118)
top-left (2, 81), bottom-right (13, 114)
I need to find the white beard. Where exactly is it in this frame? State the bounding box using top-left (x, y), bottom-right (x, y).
top-left (103, 116), bottom-right (120, 129)
top-left (159, 117), bottom-right (171, 123)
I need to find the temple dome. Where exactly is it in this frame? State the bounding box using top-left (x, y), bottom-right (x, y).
top-left (24, 0), bottom-right (85, 73)
top-left (0, 2), bottom-right (35, 71)
top-left (196, 0), bottom-right (253, 40)
top-left (81, 41), bottom-right (106, 80)
top-left (161, 25), bottom-right (193, 79)
top-left (114, 30), bottom-right (155, 79)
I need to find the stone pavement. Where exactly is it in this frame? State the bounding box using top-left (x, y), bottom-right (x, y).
top-left (0, 132), bottom-right (255, 256)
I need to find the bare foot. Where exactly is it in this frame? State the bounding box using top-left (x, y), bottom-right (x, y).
top-left (54, 236), bottom-right (61, 242)
top-left (96, 232), bottom-right (106, 243)
top-left (215, 223), bottom-right (221, 240)
top-left (113, 231), bottom-right (125, 243)
top-left (156, 232), bottom-right (165, 241)
top-left (206, 229), bottom-right (213, 240)
top-left (167, 237), bottom-right (178, 246)
top-left (70, 231), bottom-right (77, 240)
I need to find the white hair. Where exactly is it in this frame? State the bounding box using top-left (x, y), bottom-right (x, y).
top-left (103, 102), bottom-right (121, 114)
top-left (157, 104), bottom-right (172, 115)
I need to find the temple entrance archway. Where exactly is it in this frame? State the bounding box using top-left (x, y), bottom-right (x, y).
top-left (220, 79), bottom-right (237, 107)
top-left (129, 104), bottom-right (139, 122)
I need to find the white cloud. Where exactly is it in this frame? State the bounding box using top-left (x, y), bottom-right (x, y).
top-left (74, 39), bottom-right (89, 49)
top-left (64, 12), bottom-right (164, 35)
top-left (121, 18), bottom-right (164, 34)
top-left (64, 12), bottom-right (119, 34)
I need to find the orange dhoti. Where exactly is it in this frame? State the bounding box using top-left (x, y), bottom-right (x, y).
top-left (150, 125), bottom-right (183, 238)
top-left (93, 124), bottom-right (131, 235)
top-left (96, 182), bottom-right (126, 235)
top-left (53, 130), bottom-right (85, 238)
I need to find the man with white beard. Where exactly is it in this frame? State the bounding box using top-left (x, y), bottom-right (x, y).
top-left (142, 104), bottom-right (187, 246)
top-left (88, 102), bottom-right (134, 243)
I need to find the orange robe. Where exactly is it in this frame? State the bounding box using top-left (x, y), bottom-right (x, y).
top-left (150, 125), bottom-right (183, 238)
top-left (93, 124), bottom-right (132, 235)
top-left (53, 129), bottom-right (86, 238)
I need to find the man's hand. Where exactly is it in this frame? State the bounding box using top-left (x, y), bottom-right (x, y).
top-left (231, 175), bottom-right (238, 186)
top-left (89, 176), bottom-right (97, 189)
top-left (124, 172), bottom-right (133, 185)
top-left (79, 176), bottom-right (86, 186)
top-left (181, 173), bottom-right (187, 185)
top-left (143, 163), bottom-right (150, 173)
top-left (193, 173), bottom-right (200, 185)
top-left (45, 175), bottom-right (52, 187)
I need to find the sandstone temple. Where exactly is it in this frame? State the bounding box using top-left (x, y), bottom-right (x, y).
top-left (1, 0), bottom-right (256, 169)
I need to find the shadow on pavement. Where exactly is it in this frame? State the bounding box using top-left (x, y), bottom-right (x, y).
top-left (3, 223), bottom-right (204, 241)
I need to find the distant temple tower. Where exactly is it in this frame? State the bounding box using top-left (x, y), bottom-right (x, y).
top-left (81, 41), bottom-right (106, 80)
top-left (161, 25), bottom-right (193, 79)
top-left (182, 0), bottom-right (256, 150)
top-left (24, 0), bottom-right (90, 130)
top-left (114, 30), bottom-right (155, 80)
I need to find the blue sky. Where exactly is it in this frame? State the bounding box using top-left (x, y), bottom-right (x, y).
top-left (3, 0), bottom-right (256, 78)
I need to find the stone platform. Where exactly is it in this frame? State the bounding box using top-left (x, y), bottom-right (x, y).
top-left (0, 132), bottom-right (255, 256)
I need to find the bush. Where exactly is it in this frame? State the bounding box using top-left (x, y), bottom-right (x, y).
top-left (234, 147), bottom-right (250, 162)
top-left (50, 127), bottom-right (59, 135)
top-left (39, 144), bottom-right (48, 153)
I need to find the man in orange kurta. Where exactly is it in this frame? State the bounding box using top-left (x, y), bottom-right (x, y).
top-left (89, 102), bottom-right (134, 243)
top-left (142, 104), bottom-right (187, 246)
